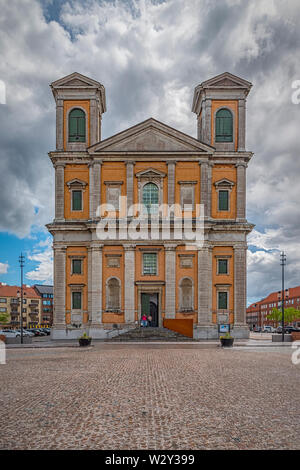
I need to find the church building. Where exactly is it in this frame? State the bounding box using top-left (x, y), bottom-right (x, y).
top-left (47, 71), bottom-right (254, 339)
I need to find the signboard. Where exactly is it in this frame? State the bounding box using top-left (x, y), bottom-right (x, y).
top-left (218, 324), bottom-right (230, 334)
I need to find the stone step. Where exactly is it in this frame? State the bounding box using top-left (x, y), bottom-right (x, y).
top-left (106, 326), bottom-right (193, 342)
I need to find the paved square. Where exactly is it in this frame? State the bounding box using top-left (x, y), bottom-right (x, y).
top-left (0, 344), bottom-right (299, 450)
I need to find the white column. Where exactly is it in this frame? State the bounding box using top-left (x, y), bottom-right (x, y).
top-left (53, 245), bottom-right (66, 327)
top-left (204, 99), bottom-right (212, 145)
top-left (124, 244), bottom-right (136, 324)
top-left (236, 162), bottom-right (247, 221)
top-left (126, 161), bottom-right (135, 214)
top-left (238, 99), bottom-right (246, 151)
top-left (234, 245), bottom-right (247, 326)
top-left (199, 160), bottom-right (213, 218)
top-left (197, 245), bottom-right (212, 325)
top-left (89, 160), bottom-right (102, 219)
top-left (90, 99), bottom-right (97, 146)
top-left (56, 99), bottom-right (64, 151)
top-left (54, 162), bottom-right (65, 221)
top-left (167, 161), bottom-right (176, 205)
top-left (164, 244), bottom-right (177, 319)
top-left (90, 244), bottom-right (103, 325)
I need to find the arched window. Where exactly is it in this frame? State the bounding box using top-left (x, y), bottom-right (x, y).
top-left (179, 277), bottom-right (193, 312)
top-left (106, 277), bottom-right (120, 311)
top-left (215, 108), bottom-right (233, 142)
top-left (142, 182), bottom-right (159, 214)
top-left (68, 108), bottom-right (86, 142)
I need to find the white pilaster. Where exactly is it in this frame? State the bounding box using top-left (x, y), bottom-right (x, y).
top-left (164, 244), bottom-right (177, 319)
top-left (124, 244), bottom-right (136, 324)
top-left (56, 99), bottom-right (64, 151)
top-left (126, 161), bottom-right (135, 214)
top-left (197, 245), bottom-right (212, 325)
top-left (90, 243), bottom-right (103, 325)
top-left (236, 162), bottom-right (247, 221)
top-left (234, 245), bottom-right (247, 326)
top-left (54, 162), bottom-right (65, 221)
top-left (167, 161), bottom-right (176, 205)
top-left (53, 245), bottom-right (66, 327)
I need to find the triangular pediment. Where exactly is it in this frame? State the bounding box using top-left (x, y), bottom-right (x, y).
top-left (51, 72), bottom-right (102, 89)
top-left (66, 178), bottom-right (87, 188)
top-left (201, 72), bottom-right (252, 90)
top-left (88, 118), bottom-right (214, 154)
top-left (214, 178), bottom-right (235, 188)
top-left (136, 168), bottom-right (166, 178)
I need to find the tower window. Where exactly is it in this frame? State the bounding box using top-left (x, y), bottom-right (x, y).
top-left (218, 259), bottom-right (228, 274)
top-left (72, 190), bottom-right (82, 211)
top-left (215, 108), bottom-right (233, 142)
top-left (69, 108), bottom-right (86, 142)
top-left (72, 259), bottom-right (82, 275)
top-left (218, 190), bottom-right (229, 211)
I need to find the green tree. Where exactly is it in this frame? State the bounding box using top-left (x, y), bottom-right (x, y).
top-left (0, 313), bottom-right (9, 324)
top-left (267, 307), bottom-right (300, 325)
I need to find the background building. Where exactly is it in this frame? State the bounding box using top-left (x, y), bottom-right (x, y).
top-left (247, 285), bottom-right (300, 329)
top-left (0, 282), bottom-right (42, 328)
top-left (33, 285), bottom-right (53, 326)
top-left (48, 71), bottom-right (254, 340)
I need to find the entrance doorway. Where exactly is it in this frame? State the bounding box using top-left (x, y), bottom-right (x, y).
top-left (141, 293), bottom-right (159, 327)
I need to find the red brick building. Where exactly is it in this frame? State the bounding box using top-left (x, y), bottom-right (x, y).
top-left (246, 286), bottom-right (300, 329)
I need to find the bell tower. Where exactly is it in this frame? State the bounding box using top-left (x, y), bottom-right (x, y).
top-left (50, 72), bottom-right (106, 151)
top-left (192, 72), bottom-right (252, 152)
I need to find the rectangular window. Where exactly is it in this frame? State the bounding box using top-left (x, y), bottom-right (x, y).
top-left (218, 291), bottom-right (228, 310)
top-left (143, 253), bottom-right (157, 275)
top-left (181, 186), bottom-right (194, 210)
top-left (72, 259), bottom-right (82, 275)
top-left (0, 298), bottom-right (6, 303)
top-left (218, 259), bottom-right (228, 274)
top-left (218, 190), bottom-right (229, 211)
top-left (0, 307), bottom-right (7, 312)
top-left (107, 186), bottom-right (120, 210)
top-left (72, 292), bottom-right (82, 310)
top-left (72, 190), bottom-right (82, 211)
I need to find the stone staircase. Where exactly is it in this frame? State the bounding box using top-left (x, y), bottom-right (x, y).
top-left (105, 326), bottom-right (193, 342)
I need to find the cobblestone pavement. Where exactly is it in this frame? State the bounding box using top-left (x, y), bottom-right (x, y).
top-left (0, 344), bottom-right (299, 450)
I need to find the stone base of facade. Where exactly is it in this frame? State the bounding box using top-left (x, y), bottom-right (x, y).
top-left (193, 324), bottom-right (219, 340)
top-left (51, 325), bottom-right (134, 340)
top-left (230, 324), bottom-right (250, 339)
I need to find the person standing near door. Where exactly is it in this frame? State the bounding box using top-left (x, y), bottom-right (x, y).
top-left (147, 314), bottom-right (152, 327)
top-left (141, 314), bottom-right (147, 327)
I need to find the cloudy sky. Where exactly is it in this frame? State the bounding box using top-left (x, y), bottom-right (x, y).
top-left (0, 0), bottom-right (299, 304)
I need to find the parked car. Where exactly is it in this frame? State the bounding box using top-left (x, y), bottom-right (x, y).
top-left (39, 328), bottom-right (51, 335)
top-left (284, 326), bottom-right (300, 333)
top-left (27, 328), bottom-right (44, 337)
top-left (0, 330), bottom-right (20, 338)
top-left (263, 326), bottom-right (275, 333)
top-left (253, 326), bottom-right (262, 332)
top-left (35, 329), bottom-right (47, 336)
top-left (15, 329), bottom-right (32, 337)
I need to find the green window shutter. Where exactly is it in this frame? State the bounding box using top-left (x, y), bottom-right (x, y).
top-left (218, 259), bottom-right (228, 274)
top-left (72, 259), bottom-right (82, 274)
top-left (218, 292), bottom-right (228, 310)
top-left (72, 190), bottom-right (82, 211)
top-left (143, 253), bottom-right (157, 275)
top-left (72, 292), bottom-right (82, 310)
top-left (142, 183), bottom-right (159, 215)
top-left (68, 108), bottom-right (86, 142)
top-left (219, 190), bottom-right (229, 211)
top-left (216, 109), bottom-right (233, 142)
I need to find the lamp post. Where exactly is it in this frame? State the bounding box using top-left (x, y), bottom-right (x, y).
top-left (280, 251), bottom-right (286, 342)
top-left (18, 253), bottom-right (25, 344)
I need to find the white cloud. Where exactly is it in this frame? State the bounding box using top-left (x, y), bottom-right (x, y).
top-left (26, 238), bottom-right (53, 283)
top-left (0, 262), bottom-right (9, 274)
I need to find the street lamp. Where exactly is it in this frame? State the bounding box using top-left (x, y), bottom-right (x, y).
top-left (18, 253), bottom-right (25, 344)
top-left (280, 251), bottom-right (287, 343)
